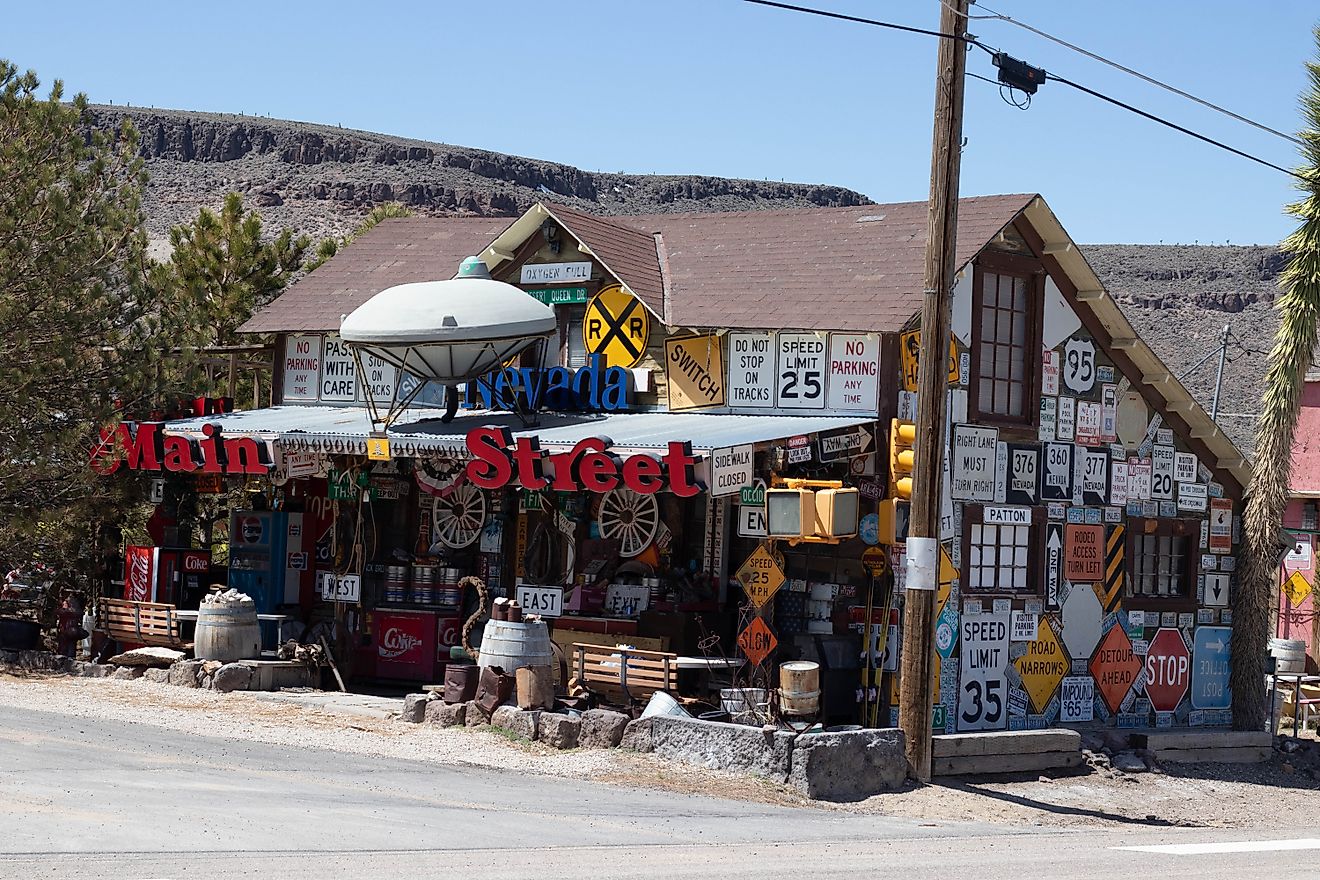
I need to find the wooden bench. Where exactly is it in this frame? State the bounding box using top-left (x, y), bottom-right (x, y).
top-left (572, 643), bottom-right (677, 705)
top-left (99, 598), bottom-right (191, 650)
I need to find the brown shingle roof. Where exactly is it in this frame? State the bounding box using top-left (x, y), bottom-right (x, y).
top-left (242, 195), bottom-right (1035, 334)
top-left (626, 194), bottom-right (1036, 332)
top-left (541, 203), bottom-right (665, 318)
top-left (239, 217), bottom-right (511, 334)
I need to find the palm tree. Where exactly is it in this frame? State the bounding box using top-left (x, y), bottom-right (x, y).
top-left (1236, 28), bottom-right (1320, 730)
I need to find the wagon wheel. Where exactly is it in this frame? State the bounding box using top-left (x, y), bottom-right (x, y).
top-left (597, 488), bottom-right (660, 558)
top-left (431, 483), bottom-right (487, 549)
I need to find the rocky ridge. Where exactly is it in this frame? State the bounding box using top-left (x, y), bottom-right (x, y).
top-left (85, 105), bottom-right (868, 242)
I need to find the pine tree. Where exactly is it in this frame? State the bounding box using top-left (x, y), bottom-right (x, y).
top-left (1236, 29), bottom-right (1320, 729)
top-left (0, 61), bottom-right (162, 587)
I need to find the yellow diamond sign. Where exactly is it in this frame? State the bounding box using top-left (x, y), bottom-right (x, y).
top-left (1013, 618), bottom-right (1069, 712)
top-left (736, 544), bottom-right (786, 608)
top-left (1284, 570), bottom-right (1313, 607)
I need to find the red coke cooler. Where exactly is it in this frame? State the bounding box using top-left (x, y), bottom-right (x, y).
top-left (374, 610), bottom-right (437, 681)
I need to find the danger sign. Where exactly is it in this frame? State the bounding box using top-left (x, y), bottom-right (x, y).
top-left (583, 285), bottom-right (650, 369)
top-left (1064, 524), bottom-right (1105, 581)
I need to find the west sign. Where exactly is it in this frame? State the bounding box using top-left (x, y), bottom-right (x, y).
top-left (90, 422), bottom-right (271, 476)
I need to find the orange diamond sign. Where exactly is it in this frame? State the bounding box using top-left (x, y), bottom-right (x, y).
top-left (1088, 624), bottom-right (1141, 715)
top-left (737, 616), bottom-right (778, 666)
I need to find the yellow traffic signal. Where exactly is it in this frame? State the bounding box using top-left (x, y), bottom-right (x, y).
top-left (889, 419), bottom-right (917, 500)
top-left (877, 498), bottom-right (911, 545)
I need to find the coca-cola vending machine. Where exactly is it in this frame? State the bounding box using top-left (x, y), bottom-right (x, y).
top-left (372, 609), bottom-right (437, 681)
top-left (124, 546), bottom-right (211, 607)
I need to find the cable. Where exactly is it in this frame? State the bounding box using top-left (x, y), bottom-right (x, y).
top-left (1046, 73), bottom-right (1303, 181)
top-left (966, 1), bottom-right (1304, 148)
top-left (739, 0), bottom-right (995, 55)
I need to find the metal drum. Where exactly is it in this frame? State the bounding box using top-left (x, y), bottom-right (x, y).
top-left (1271, 638), bottom-right (1307, 674)
top-left (411, 565), bottom-right (437, 605)
top-left (436, 567), bottom-right (463, 608)
top-left (383, 565), bottom-right (409, 604)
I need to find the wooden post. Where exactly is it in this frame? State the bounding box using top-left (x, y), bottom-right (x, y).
top-left (898, 0), bottom-right (969, 783)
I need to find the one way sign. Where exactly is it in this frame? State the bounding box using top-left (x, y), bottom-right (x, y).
top-left (818, 424), bottom-right (874, 463)
top-left (1046, 523), bottom-right (1063, 609)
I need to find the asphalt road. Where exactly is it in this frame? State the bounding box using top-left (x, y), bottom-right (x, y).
top-left (2, 705), bottom-right (1317, 880)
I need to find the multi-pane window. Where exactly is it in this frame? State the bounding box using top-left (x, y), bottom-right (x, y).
top-left (1127, 518), bottom-right (1197, 601)
top-left (564, 305), bottom-right (589, 367)
top-left (971, 259), bottom-right (1043, 427)
top-left (962, 506), bottom-right (1041, 594)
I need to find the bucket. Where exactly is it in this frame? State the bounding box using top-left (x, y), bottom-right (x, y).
top-left (641, 690), bottom-right (691, 719)
top-left (476, 620), bottom-right (553, 677)
top-left (194, 602), bottom-right (261, 662)
top-left (1270, 638), bottom-right (1307, 674)
top-left (720, 687), bottom-right (768, 715)
top-left (444, 664), bottom-right (480, 704)
top-left (779, 660), bottom-right (821, 716)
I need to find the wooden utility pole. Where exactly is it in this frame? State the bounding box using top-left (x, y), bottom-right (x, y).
top-left (898, 0), bottom-right (969, 783)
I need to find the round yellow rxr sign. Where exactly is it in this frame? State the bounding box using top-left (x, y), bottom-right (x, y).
top-left (582, 285), bottom-right (650, 368)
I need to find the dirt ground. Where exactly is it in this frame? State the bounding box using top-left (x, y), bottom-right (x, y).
top-left (3, 670), bottom-right (1316, 829)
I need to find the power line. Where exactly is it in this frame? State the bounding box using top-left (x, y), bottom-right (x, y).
top-left (739, 0), bottom-right (994, 54)
top-left (1046, 73), bottom-right (1303, 181)
top-left (965, 1), bottom-right (1305, 148)
top-left (742, 0), bottom-right (1301, 181)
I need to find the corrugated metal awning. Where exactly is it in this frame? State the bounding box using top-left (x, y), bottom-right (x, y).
top-left (164, 405), bottom-right (876, 458)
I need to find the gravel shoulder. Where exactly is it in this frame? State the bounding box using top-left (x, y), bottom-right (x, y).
top-left (3, 671), bottom-right (1314, 829)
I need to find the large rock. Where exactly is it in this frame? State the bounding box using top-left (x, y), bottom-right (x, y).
top-left (400, 693), bottom-right (428, 723)
top-left (425, 700), bottom-right (466, 727)
top-left (166, 659), bottom-right (204, 688)
top-left (645, 715), bottom-right (794, 781)
top-left (77, 662), bottom-right (113, 678)
top-left (212, 663), bottom-right (252, 693)
top-left (788, 728), bottom-right (907, 801)
top-left (492, 705), bottom-right (539, 740)
top-left (142, 668), bottom-right (170, 684)
top-left (107, 646), bottom-right (185, 667)
top-left (620, 718), bottom-right (656, 752)
top-left (111, 666), bottom-right (143, 680)
top-left (464, 701), bottom-right (490, 727)
top-left (580, 709), bottom-right (629, 749)
top-left (538, 713), bottom-right (581, 749)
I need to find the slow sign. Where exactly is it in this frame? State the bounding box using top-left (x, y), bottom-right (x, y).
top-left (737, 616), bottom-right (778, 666)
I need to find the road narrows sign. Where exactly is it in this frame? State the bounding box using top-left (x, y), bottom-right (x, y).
top-left (583, 285), bottom-right (650, 368)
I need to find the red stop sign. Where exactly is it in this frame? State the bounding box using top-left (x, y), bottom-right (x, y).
top-left (1143, 628), bottom-right (1190, 713)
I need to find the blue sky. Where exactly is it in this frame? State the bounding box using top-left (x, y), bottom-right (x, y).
top-left (6, 1), bottom-right (1316, 243)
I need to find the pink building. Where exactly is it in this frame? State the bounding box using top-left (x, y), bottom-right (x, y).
top-left (1282, 372), bottom-right (1320, 661)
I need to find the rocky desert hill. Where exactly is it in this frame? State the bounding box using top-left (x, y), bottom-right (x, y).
top-left (86, 106), bottom-right (1283, 455)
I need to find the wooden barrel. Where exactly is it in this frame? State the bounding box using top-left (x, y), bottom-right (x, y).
top-left (476, 620), bottom-right (552, 676)
top-left (194, 602), bottom-right (261, 662)
top-left (779, 660), bottom-right (821, 716)
top-left (1270, 638), bottom-right (1307, 674)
